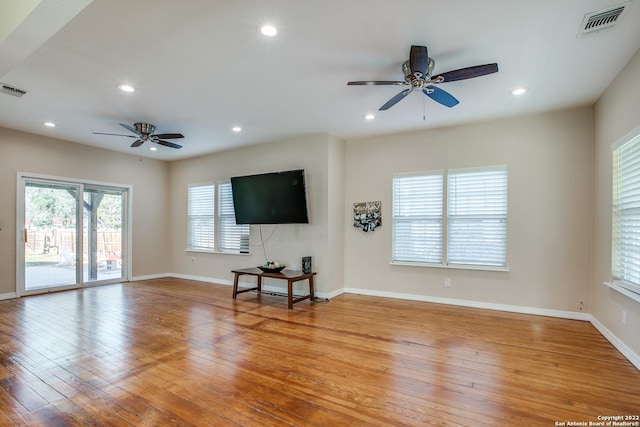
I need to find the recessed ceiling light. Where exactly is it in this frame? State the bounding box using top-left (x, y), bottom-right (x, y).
top-left (364, 114), bottom-right (375, 120)
top-left (260, 25), bottom-right (277, 37)
top-left (149, 146), bottom-right (158, 151)
top-left (43, 122), bottom-right (56, 127)
top-left (232, 126), bottom-right (242, 132)
top-left (511, 87), bottom-right (528, 95)
top-left (118, 84), bottom-right (135, 93)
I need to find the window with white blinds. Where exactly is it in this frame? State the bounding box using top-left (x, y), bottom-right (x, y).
top-left (612, 132), bottom-right (640, 295)
top-left (187, 181), bottom-right (249, 254)
top-left (188, 184), bottom-right (215, 251)
top-left (392, 166), bottom-right (508, 268)
top-left (447, 167), bottom-right (508, 267)
top-left (392, 172), bottom-right (444, 264)
top-left (217, 182), bottom-right (249, 253)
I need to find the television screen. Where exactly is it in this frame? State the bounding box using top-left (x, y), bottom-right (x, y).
top-left (230, 169), bottom-right (309, 224)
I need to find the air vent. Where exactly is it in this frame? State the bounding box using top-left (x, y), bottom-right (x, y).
top-left (579, 3), bottom-right (628, 36)
top-left (0, 83), bottom-right (27, 98)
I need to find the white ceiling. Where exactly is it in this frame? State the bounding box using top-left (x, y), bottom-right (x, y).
top-left (1, 0), bottom-right (639, 161)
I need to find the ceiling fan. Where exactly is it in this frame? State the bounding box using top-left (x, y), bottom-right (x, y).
top-left (93, 122), bottom-right (184, 149)
top-left (348, 45), bottom-right (498, 111)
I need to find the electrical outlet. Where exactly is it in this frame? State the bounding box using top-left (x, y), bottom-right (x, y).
top-left (444, 277), bottom-right (451, 288)
top-left (622, 310), bottom-right (627, 325)
top-left (191, 257), bottom-right (196, 264)
top-left (579, 301), bottom-right (583, 311)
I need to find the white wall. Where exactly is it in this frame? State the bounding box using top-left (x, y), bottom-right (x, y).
top-left (344, 108), bottom-right (594, 313)
top-left (0, 127), bottom-right (171, 295)
top-left (593, 48), bottom-right (640, 357)
top-left (169, 134), bottom-right (345, 295)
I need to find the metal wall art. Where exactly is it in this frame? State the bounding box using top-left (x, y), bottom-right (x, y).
top-left (353, 201), bottom-right (381, 232)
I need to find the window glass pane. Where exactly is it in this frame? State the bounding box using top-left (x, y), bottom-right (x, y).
top-left (447, 167), bottom-right (507, 267)
top-left (218, 181), bottom-right (249, 253)
top-left (188, 184), bottom-right (215, 251)
top-left (392, 172), bottom-right (443, 264)
top-left (613, 133), bottom-right (640, 291)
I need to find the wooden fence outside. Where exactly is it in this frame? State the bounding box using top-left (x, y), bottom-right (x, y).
top-left (26, 229), bottom-right (121, 257)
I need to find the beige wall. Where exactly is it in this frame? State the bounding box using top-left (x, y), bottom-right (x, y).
top-left (327, 135), bottom-right (346, 293)
top-left (3, 50), bottom-right (638, 362)
top-left (593, 48), bottom-right (640, 356)
top-left (344, 108), bottom-right (594, 312)
top-left (0, 127), bottom-right (170, 295)
top-left (169, 134), bottom-right (344, 295)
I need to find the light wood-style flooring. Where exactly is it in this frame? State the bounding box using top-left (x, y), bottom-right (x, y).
top-left (0, 278), bottom-right (638, 426)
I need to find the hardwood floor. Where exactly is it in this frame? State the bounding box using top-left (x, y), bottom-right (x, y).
top-left (0, 278), bottom-right (638, 426)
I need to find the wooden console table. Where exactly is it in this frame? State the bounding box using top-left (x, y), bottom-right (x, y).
top-left (231, 267), bottom-right (316, 309)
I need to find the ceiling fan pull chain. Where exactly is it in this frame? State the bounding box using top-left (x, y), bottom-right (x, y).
top-left (423, 95), bottom-right (426, 121)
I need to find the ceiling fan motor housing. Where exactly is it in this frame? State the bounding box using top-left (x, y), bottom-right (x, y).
top-left (135, 122), bottom-right (155, 135)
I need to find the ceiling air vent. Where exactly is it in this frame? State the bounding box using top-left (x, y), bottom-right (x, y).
top-left (0, 83), bottom-right (27, 98)
top-left (578, 3), bottom-right (628, 36)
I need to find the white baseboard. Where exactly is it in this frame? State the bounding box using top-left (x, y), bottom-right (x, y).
top-left (588, 314), bottom-right (640, 371)
top-left (0, 292), bottom-right (17, 300)
top-left (129, 273), bottom-right (172, 282)
top-left (167, 273), bottom-right (232, 286)
top-left (343, 287), bottom-right (590, 321)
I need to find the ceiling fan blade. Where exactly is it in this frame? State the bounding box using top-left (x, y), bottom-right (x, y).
top-left (130, 139), bottom-right (144, 147)
top-left (379, 88), bottom-right (413, 111)
top-left (120, 123), bottom-right (140, 135)
top-left (423, 86), bottom-right (459, 108)
top-left (155, 139), bottom-right (183, 149)
top-left (348, 81), bottom-right (406, 86)
top-left (409, 45), bottom-right (428, 78)
top-left (93, 132), bottom-right (137, 138)
top-left (434, 63), bottom-right (499, 83)
top-left (154, 133), bottom-right (184, 139)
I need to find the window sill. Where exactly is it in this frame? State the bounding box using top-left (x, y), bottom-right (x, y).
top-left (391, 261), bottom-right (509, 272)
top-left (603, 281), bottom-right (640, 304)
top-left (185, 249), bottom-right (249, 256)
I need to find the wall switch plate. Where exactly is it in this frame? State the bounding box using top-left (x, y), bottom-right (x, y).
top-left (444, 278), bottom-right (451, 288)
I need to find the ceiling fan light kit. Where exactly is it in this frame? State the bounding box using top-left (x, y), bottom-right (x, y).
top-left (348, 45), bottom-right (498, 111)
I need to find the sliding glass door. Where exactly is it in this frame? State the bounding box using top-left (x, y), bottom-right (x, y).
top-left (83, 186), bottom-right (126, 283)
top-left (23, 181), bottom-right (81, 292)
top-left (18, 175), bottom-right (129, 295)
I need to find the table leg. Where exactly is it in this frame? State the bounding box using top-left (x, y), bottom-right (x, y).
top-left (257, 276), bottom-right (262, 292)
top-left (288, 279), bottom-right (293, 309)
top-left (232, 273), bottom-right (240, 299)
top-left (308, 275), bottom-right (315, 303)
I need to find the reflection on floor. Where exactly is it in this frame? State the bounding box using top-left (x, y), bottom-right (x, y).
top-left (25, 264), bottom-right (122, 290)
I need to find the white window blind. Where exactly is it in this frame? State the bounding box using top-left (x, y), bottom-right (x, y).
top-left (217, 181), bottom-right (249, 253)
top-left (447, 167), bottom-right (508, 267)
top-left (392, 172), bottom-right (444, 264)
top-left (187, 182), bottom-right (249, 254)
top-left (392, 166), bottom-right (508, 269)
top-left (612, 133), bottom-right (640, 294)
top-left (188, 184), bottom-right (215, 251)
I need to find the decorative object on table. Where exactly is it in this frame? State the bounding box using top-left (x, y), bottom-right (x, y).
top-left (258, 261), bottom-right (286, 273)
top-left (353, 201), bottom-right (381, 232)
top-left (302, 256), bottom-right (312, 274)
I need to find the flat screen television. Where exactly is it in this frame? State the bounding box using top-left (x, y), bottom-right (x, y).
top-left (230, 169), bottom-right (309, 224)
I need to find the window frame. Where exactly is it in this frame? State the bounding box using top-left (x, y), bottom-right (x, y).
top-left (446, 166), bottom-right (508, 269)
top-left (611, 129), bottom-right (640, 297)
top-left (392, 166), bottom-right (508, 271)
top-left (187, 180), bottom-right (249, 255)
